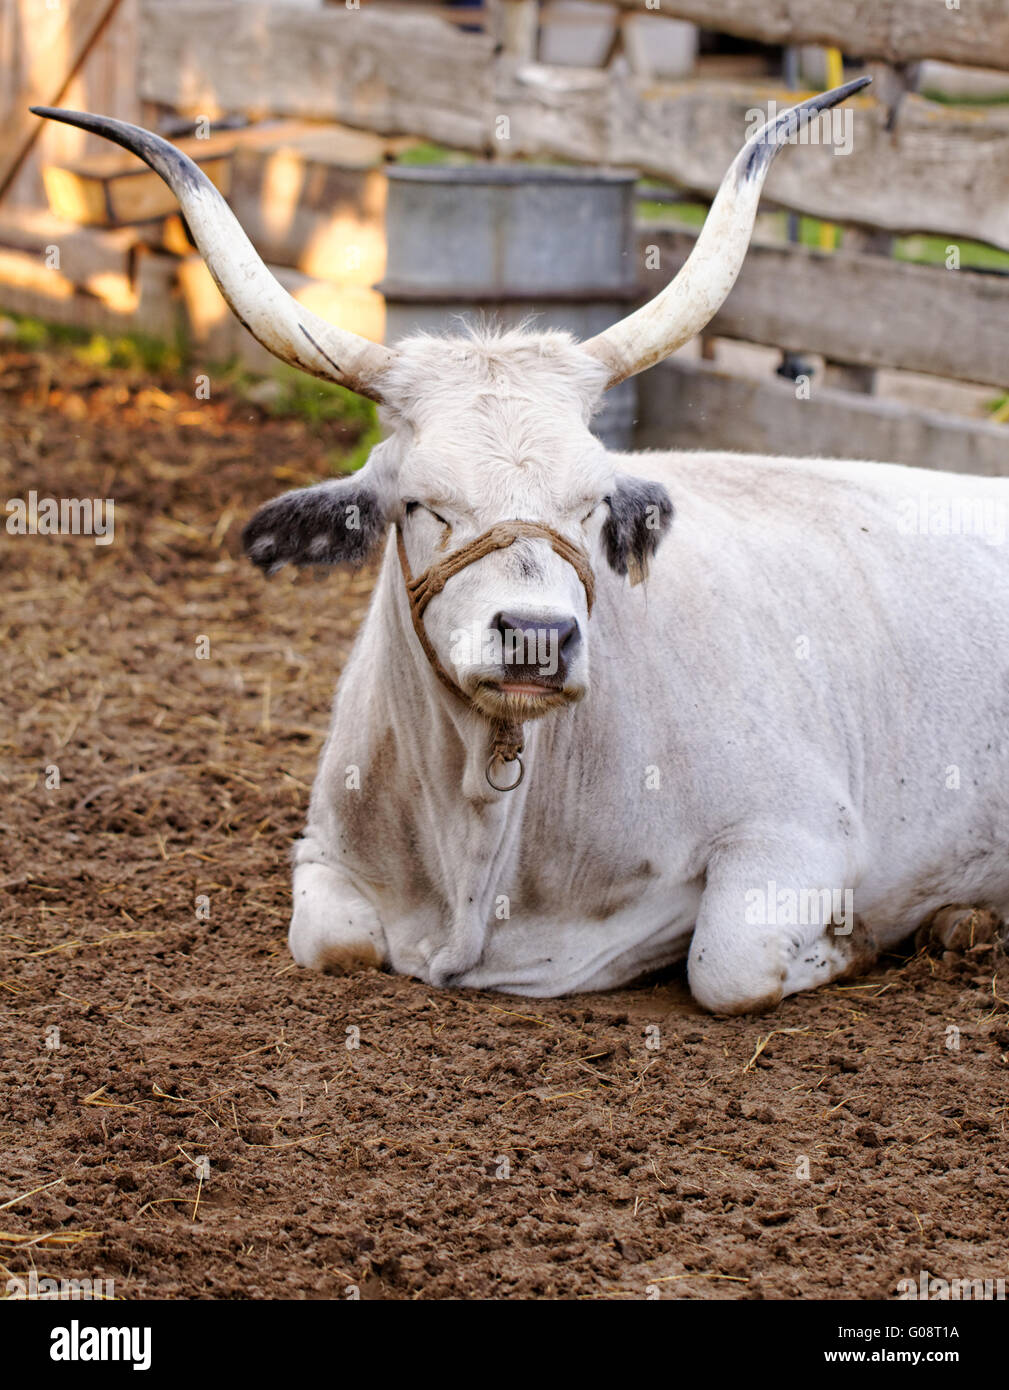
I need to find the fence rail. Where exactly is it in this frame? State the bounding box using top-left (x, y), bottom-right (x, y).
top-left (637, 360), bottom-right (1009, 476)
top-left (578, 0), bottom-right (1009, 72)
top-left (639, 225), bottom-right (1008, 390)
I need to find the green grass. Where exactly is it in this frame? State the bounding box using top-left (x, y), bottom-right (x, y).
top-left (637, 198), bottom-right (708, 226)
top-left (639, 201), bottom-right (845, 249)
top-left (894, 234), bottom-right (1009, 273)
top-left (5, 312), bottom-right (185, 372)
top-left (920, 87), bottom-right (1009, 107)
top-left (227, 361), bottom-right (374, 425)
top-left (74, 331), bottom-right (185, 374)
top-left (395, 141), bottom-right (476, 167)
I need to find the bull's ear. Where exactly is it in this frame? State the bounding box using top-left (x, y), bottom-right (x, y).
top-left (602, 475), bottom-right (673, 585)
top-left (243, 476), bottom-right (388, 573)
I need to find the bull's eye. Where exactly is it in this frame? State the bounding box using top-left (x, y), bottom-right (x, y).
top-left (406, 500), bottom-right (450, 527)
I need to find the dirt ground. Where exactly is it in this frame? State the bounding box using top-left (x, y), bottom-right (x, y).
top-left (2, 340), bottom-right (1008, 1302)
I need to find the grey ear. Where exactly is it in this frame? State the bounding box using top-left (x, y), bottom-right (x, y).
top-left (243, 477), bottom-right (387, 573)
top-left (602, 475), bottom-right (674, 584)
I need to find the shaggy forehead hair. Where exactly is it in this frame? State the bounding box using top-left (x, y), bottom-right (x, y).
top-left (378, 326), bottom-right (613, 513)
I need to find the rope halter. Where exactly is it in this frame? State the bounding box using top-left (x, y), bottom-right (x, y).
top-left (395, 519), bottom-right (596, 791)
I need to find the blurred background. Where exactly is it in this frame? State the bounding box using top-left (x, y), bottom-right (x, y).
top-left (2, 0), bottom-right (1009, 466)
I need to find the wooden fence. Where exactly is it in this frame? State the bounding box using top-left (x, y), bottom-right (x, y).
top-left (1, 0), bottom-right (1007, 472)
top-left (137, 3), bottom-right (1009, 250)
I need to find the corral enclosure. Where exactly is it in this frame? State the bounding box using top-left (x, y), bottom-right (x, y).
top-left (2, 0), bottom-right (1009, 1304)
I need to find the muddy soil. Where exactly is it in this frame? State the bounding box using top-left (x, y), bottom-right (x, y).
top-left (2, 342), bottom-right (1007, 1300)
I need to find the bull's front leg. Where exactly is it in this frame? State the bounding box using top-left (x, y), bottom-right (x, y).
top-left (687, 831), bottom-right (873, 1014)
top-left (289, 843), bottom-right (387, 974)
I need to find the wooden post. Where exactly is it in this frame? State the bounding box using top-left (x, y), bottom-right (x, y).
top-left (817, 48), bottom-right (845, 252)
top-left (496, 0), bottom-right (539, 60)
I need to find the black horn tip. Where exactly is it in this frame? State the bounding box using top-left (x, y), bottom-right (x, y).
top-left (738, 74), bottom-right (873, 184)
top-left (29, 106), bottom-right (115, 140)
top-left (816, 74), bottom-right (873, 106)
top-left (29, 107), bottom-right (207, 190)
top-left (31, 105), bottom-right (81, 122)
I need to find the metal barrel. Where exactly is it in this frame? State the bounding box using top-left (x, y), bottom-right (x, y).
top-left (380, 164), bottom-right (639, 450)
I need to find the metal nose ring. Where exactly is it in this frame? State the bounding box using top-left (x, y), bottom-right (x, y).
top-left (485, 751), bottom-right (524, 792)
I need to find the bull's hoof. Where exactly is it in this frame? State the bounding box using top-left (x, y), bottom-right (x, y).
top-left (917, 905), bottom-right (1001, 954)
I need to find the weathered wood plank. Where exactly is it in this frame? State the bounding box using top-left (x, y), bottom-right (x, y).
top-left (43, 142), bottom-right (232, 226)
top-left (497, 58), bottom-right (611, 163)
top-left (494, 0), bottom-right (539, 60)
top-left (638, 223), bottom-right (1009, 389)
top-left (0, 244), bottom-right (137, 328)
top-left (0, 207), bottom-right (140, 289)
top-left (0, 245), bottom-right (178, 339)
top-left (140, 0), bottom-right (495, 150)
top-left (578, 0), bottom-right (1009, 73)
top-left (634, 358), bottom-right (1009, 477)
top-left (1, 0), bottom-right (142, 211)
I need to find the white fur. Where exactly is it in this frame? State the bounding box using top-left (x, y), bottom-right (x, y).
top-left (289, 329), bottom-right (1009, 1010)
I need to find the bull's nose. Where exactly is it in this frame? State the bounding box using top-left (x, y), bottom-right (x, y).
top-left (492, 611), bottom-right (580, 685)
top-left (494, 611), bottom-right (580, 652)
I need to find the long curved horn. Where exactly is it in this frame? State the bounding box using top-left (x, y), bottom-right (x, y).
top-left (30, 108), bottom-right (397, 402)
top-left (582, 76), bottom-right (872, 388)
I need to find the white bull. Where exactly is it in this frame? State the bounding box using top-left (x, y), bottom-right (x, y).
top-left (35, 81), bottom-right (1009, 1011)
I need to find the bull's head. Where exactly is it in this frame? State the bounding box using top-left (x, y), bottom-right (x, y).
top-left (34, 81), bottom-right (868, 768)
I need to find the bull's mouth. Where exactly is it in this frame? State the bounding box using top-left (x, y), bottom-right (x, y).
top-left (497, 680), bottom-right (557, 697)
top-left (472, 678), bottom-right (582, 722)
